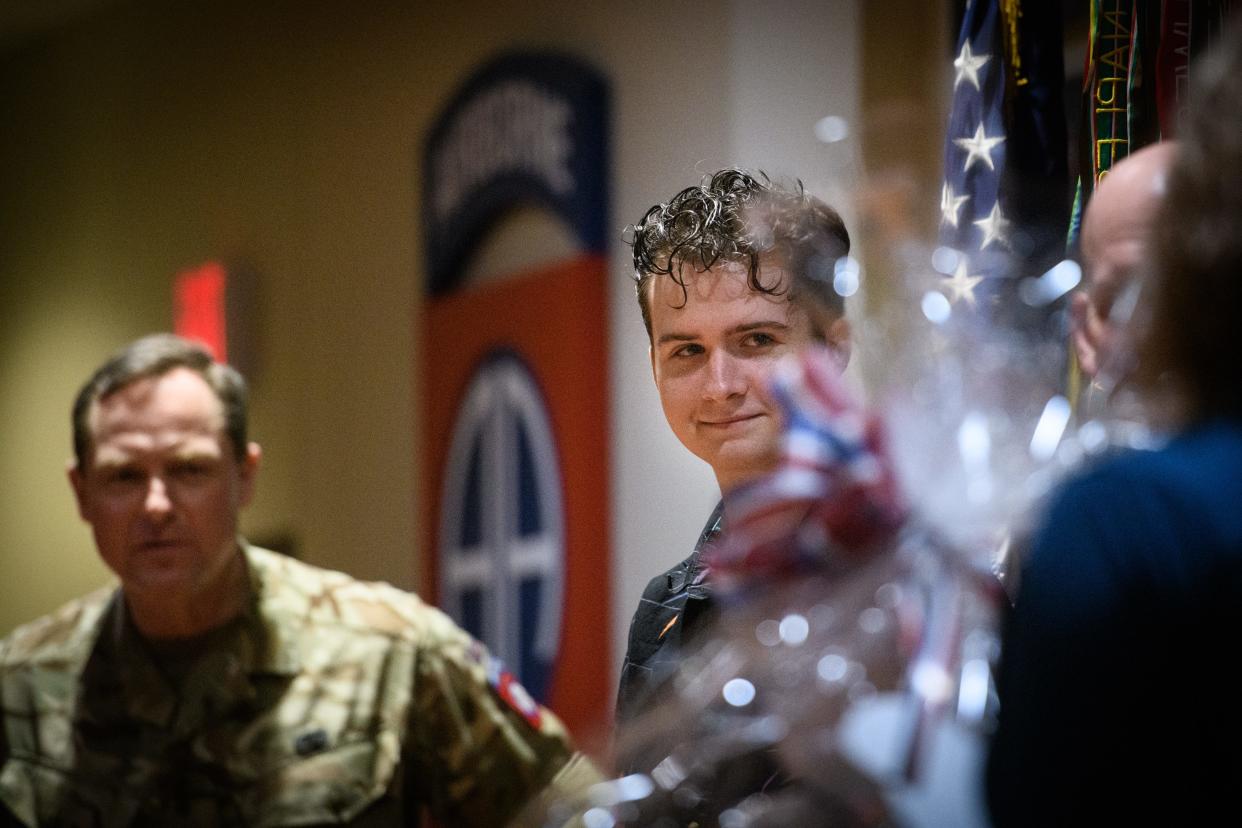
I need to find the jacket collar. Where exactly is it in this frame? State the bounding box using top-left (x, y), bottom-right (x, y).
top-left (668, 501), bottom-right (725, 598)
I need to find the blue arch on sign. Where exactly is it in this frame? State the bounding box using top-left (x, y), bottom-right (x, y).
top-left (438, 350), bottom-right (565, 702)
top-left (422, 52), bottom-right (610, 297)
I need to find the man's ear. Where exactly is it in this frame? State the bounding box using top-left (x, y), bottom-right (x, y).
top-left (649, 344), bottom-right (657, 384)
top-left (1070, 291), bottom-right (1098, 379)
top-left (238, 442), bottom-right (262, 507)
top-left (825, 316), bottom-right (852, 369)
top-left (67, 460), bottom-right (89, 522)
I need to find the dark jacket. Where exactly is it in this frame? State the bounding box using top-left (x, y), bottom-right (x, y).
top-left (987, 421), bottom-right (1242, 826)
top-left (614, 502), bottom-right (723, 734)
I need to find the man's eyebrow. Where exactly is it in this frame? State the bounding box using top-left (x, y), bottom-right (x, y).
top-left (89, 456), bottom-right (137, 476)
top-left (169, 451), bottom-right (218, 464)
top-left (655, 332), bottom-right (698, 346)
top-left (655, 320), bottom-right (791, 347)
top-left (730, 320), bottom-right (790, 335)
top-left (172, 442), bottom-right (220, 457)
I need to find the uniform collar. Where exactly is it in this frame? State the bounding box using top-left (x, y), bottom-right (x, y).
top-left (669, 501), bottom-right (725, 598)
top-left (80, 542), bottom-right (300, 732)
top-left (240, 541), bottom-right (301, 676)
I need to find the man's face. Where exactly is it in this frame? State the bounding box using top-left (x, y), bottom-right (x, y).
top-left (648, 257), bottom-right (818, 492)
top-left (1072, 143), bottom-right (1175, 381)
top-left (1073, 227), bottom-right (1145, 379)
top-left (70, 367), bottom-right (259, 604)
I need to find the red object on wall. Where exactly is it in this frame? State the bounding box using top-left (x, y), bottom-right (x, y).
top-left (174, 262), bottom-right (228, 361)
top-left (422, 253), bottom-right (611, 741)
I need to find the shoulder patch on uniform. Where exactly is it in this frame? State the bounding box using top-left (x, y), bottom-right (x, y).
top-left (484, 655), bottom-right (543, 729)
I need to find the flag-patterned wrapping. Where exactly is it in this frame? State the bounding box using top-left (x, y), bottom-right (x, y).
top-left (707, 348), bottom-right (907, 593)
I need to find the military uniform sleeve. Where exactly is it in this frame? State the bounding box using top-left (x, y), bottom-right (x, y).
top-left (406, 608), bottom-right (600, 826)
top-left (0, 640), bottom-right (25, 828)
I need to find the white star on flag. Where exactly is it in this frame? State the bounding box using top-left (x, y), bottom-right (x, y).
top-left (940, 183), bottom-right (970, 228)
top-left (953, 41), bottom-right (990, 91)
top-left (954, 122), bottom-right (1005, 173)
top-left (943, 258), bottom-right (985, 307)
top-left (974, 201), bottom-right (1010, 249)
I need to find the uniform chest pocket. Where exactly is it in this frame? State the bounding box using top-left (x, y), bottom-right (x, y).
top-left (242, 737), bottom-right (399, 826)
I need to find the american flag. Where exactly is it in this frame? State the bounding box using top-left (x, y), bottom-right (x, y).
top-left (938, 0), bottom-right (1011, 312)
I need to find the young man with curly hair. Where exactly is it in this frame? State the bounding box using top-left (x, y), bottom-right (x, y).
top-left (616, 169), bottom-right (853, 736)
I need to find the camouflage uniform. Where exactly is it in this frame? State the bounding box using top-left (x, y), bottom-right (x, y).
top-left (0, 545), bottom-right (595, 826)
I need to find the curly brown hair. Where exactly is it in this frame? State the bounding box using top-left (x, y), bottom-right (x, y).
top-left (628, 168), bottom-right (850, 340)
top-left (1141, 23), bottom-right (1242, 421)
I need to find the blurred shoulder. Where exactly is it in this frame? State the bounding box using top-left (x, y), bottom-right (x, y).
top-left (1060, 420), bottom-right (1242, 508)
top-left (247, 545), bottom-right (464, 646)
top-left (645, 551), bottom-right (704, 601)
top-left (0, 586), bottom-right (113, 672)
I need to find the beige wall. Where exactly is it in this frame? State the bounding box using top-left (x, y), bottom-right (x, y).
top-left (1, 0), bottom-right (434, 629)
top-left (0, 0), bottom-right (945, 701)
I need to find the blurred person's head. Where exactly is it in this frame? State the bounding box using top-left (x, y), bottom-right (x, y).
top-left (629, 168), bottom-right (851, 492)
top-left (72, 334), bottom-right (250, 470)
top-left (68, 334), bottom-right (261, 635)
top-left (1073, 143), bottom-right (1177, 380)
top-left (1141, 24), bottom-right (1242, 422)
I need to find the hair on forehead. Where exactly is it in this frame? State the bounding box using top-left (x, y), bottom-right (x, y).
top-left (72, 334), bottom-right (249, 468)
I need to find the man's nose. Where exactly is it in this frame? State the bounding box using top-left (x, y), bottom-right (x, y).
top-left (703, 350), bottom-right (747, 400)
top-left (143, 476), bottom-right (173, 518)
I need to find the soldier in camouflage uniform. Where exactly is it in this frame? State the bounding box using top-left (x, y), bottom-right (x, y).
top-left (0, 334), bottom-right (595, 826)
